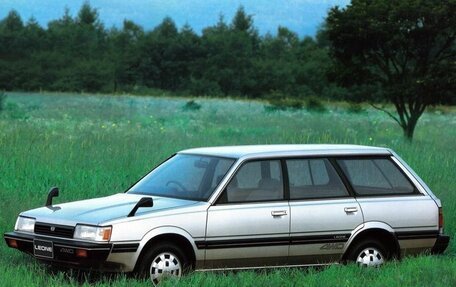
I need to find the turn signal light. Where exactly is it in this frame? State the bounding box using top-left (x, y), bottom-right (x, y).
top-left (75, 249), bottom-right (88, 258)
top-left (102, 228), bottom-right (112, 241)
top-left (7, 239), bottom-right (18, 248)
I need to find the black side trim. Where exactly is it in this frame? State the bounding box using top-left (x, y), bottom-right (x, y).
top-left (281, 159), bottom-right (290, 200)
top-left (196, 234), bottom-right (350, 249)
top-left (111, 243), bottom-right (140, 253)
top-left (396, 230), bottom-right (439, 240)
top-left (290, 234), bottom-right (350, 245)
top-left (196, 237), bottom-right (289, 249)
top-left (329, 158), bottom-right (356, 197)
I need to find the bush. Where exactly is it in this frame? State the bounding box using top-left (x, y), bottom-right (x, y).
top-left (347, 102), bottom-right (365, 113)
top-left (5, 102), bottom-right (29, 119)
top-left (305, 96), bottom-right (326, 112)
top-left (182, 100), bottom-right (201, 111)
top-left (266, 91), bottom-right (303, 111)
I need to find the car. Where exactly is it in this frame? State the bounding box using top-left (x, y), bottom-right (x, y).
top-left (4, 144), bottom-right (450, 285)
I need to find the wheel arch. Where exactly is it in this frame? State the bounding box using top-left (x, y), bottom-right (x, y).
top-left (134, 226), bottom-right (199, 272)
top-left (342, 222), bottom-right (400, 261)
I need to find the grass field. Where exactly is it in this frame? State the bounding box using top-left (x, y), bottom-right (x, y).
top-left (0, 92), bottom-right (455, 286)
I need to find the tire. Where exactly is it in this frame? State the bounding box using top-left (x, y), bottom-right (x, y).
top-left (138, 242), bottom-right (190, 286)
top-left (347, 239), bottom-right (391, 267)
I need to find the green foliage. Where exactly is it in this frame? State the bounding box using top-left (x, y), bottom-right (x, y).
top-left (0, 92), bottom-right (455, 286)
top-left (347, 102), bottom-right (365, 114)
top-left (0, 4), bottom-right (335, 101)
top-left (305, 96), bottom-right (326, 112)
top-left (4, 102), bottom-right (28, 119)
top-left (0, 92), bottom-right (6, 111)
top-left (2, 10), bottom-right (23, 31)
top-left (182, 100), bottom-right (202, 111)
top-left (188, 78), bottom-right (221, 97)
top-left (326, 0), bottom-right (456, 139)
top-left (266, 91), bottom-right (303, 111)
top-left (77, 1), bottom-right (99, 26)
top-left (0, 2), bottom-right (453, 142)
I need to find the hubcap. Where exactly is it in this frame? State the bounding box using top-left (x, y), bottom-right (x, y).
top-left (356, 247), bottom-right (384, 267)
top-left (150, 252), bottom-right (182, 285)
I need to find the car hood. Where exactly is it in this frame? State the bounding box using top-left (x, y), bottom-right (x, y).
top-left (21, 193), bottom-right (199, 226)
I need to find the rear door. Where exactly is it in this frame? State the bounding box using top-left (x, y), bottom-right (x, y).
top-left (287, 158), bottom-right (363, 264)
top-left (204, 159), bottom-right (290, 268)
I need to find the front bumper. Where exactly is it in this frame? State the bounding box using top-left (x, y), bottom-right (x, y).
top-left (431, 234), bottom-right (450, 254)
top-left (3, 231), bottom-right (121, 271)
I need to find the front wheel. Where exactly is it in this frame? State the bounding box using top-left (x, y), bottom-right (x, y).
top-left (138, 243), bottom-right (190, 286)
top-left (347, 239), bottom-right (390, 267)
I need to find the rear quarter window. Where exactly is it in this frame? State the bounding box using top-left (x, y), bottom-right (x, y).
top-left (337, 158), bottom-right (416, 196)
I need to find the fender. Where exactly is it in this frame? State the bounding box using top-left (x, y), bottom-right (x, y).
top-left (342, 221), bottom-right (395, 255)
top-left (139, 225), bottom-right (199, 253)
top-left (107, 225), bottom-right (202, 272)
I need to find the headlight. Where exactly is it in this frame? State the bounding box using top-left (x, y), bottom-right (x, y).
top-left (74, 225), bottom-right (112, 241)
top-left (15, 216), bottom-right (35, 233)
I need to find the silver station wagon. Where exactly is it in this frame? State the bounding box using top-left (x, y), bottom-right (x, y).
top-left (4, 145), bottom-right (450, 285)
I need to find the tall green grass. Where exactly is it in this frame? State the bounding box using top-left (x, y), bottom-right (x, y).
top-left (0, 92), bottom-right (454, 286)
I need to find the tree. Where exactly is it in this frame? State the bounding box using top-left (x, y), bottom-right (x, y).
top-left (77, 1), bottom-right (98, 26)
top-left (197, 7), bottom-right (260, 96)
top-left (253, 27), bottom-right (299, 96)
top-left (0, 10), bottom-right (25, 89)
top-left (231, 6), bottom-right (254, 34)
top-left (45, 3), bottom-right (111, 92)
top-left (139, 17), bottom-right (181, 89)
top-left (109, 20), bottom-right (144, 91)
top-left (326, 0), bottom-right (456, 140)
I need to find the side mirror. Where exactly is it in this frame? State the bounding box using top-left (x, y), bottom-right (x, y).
top-left (128, 197), bottom-right (153, 217)
top-left (45, 187), bottom-right (59, 206)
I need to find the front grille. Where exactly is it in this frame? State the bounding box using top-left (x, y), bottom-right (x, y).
top-left (34, 222), bottom-right (74, 238)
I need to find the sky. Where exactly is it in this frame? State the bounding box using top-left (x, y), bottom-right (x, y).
top-left (0, 0), bottom-right (350, 37)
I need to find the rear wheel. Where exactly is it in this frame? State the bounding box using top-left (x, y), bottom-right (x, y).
top-left (347, 239), bottom-right (390, 267)
top-left (138, 243), bottom-right (190, 286)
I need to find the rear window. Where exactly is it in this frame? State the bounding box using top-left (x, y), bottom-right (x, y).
top-left (337, 158), bottom-right (416, 196)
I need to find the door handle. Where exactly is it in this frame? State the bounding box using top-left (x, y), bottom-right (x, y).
top-left (271, 210), bottom-right (287, 217)
top-left (344, 207), bottom-right (358, 213)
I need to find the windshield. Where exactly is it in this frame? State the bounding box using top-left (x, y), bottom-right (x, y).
top-left (128, 154), bottom-right (235, 201)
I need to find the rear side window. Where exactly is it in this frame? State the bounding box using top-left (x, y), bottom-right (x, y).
top-left (337, 158), bottom-right (416, 196)
top-left (286, 158), bottom-right (348, 199)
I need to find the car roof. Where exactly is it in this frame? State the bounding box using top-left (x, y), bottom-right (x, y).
top-left (179, 144), bottom-right (391, 159)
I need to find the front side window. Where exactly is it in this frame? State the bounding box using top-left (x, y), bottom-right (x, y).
top-left (128, 154), bottom-right (235, 201)
top-left (221, 160), bottom-right (284, 203)
top-left (337, 158), bottom-right (415, 196)
top-left (286, 158), bottom-right (348, 199)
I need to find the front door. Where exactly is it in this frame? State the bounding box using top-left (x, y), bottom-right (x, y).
top-left (204, 159), bottom-right (290, 268)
